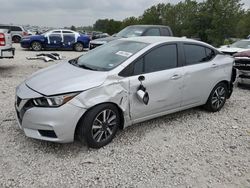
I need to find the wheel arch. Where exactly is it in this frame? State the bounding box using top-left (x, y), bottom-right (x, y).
top-left (207, 80), bottom-right (230, 102)
top-left (74, 102), bottom-right (125, 140)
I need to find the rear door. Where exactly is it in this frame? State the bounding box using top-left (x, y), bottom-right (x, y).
top-left (46, 30), bottom-right (63, 48)
top-left (181, 43), bottom-right (219, 106)
top-left (62, 30), bottom-right (76, 48)
top-left (121, 43), bottom-right (183, 121)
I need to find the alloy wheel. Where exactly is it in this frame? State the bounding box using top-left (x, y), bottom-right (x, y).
top-left (91, 109), bottom-right (117, 143)
top-left (32, 42), bottom-right (42, 51)
top-left (211, 86), bottom-right (226, 110)
top-left (75, 43), bottom-right (83, 51)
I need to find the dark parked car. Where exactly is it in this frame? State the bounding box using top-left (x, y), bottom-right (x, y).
top-left (89, 25), bottom-right (173, 50)
top-left (20, 29), bottom-right (90, 51)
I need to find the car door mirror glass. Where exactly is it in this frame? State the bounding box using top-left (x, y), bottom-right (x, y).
top-left (136, 84), bottom-right (149, 105)
top-left (137, 89), bottom-right (149, 105)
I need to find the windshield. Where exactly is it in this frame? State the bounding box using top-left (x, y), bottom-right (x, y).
top-left (70, 40), bottom-right (148, 71)
top-left (231, 40), bottom-right (250, 49)
top-left (116, 26), bottom-right (145, 38)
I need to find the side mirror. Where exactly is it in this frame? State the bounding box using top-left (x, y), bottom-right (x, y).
top-left (137, 89), bottom-right (149, 105)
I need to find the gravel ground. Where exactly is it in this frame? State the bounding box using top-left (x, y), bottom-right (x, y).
top-left (0, 44), bottom-right (249, 188)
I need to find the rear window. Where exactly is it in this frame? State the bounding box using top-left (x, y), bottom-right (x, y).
top-left (184, 44), bottom-right (215, 65)
top-left (161, 28), bottom-right (170, 36)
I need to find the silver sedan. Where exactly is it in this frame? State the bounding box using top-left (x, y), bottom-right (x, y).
top-left (15, 37), bottom-right (234, 148)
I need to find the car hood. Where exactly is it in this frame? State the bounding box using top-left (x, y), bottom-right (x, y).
top-left (22, 35), bottom-right (44, 41)
top-left (218, 46), bottom-right (249, 53)
top-left (25, 62), bottom-right (108, 96)
top-left (91, 36), bottom-right (121, 43)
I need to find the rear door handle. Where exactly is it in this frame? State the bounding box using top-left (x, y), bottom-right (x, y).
top-left (171, 74), bottom-right (182, 80)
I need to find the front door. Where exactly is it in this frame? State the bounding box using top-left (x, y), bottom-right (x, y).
top-left (127, 44), bottom-right (183, 121)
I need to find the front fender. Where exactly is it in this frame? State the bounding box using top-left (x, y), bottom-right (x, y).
top-left (69, 81), bottom-right (131, 127)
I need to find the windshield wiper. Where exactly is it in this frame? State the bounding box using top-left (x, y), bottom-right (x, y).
top-left (78, 64), bottom-right (98, 71)
top-left (69, 58), bottom-right (99, 71)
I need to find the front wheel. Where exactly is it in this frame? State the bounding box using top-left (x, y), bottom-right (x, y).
top-left (204, 82), bottom-right (228, 112)
top-left (31, 41), bottom-right (42, 51)
top-left (77, 104), bottom-right (121, 148)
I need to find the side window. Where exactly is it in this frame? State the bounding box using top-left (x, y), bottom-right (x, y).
top-left (52, 31), bottom-right (61, 33)
top-left (205, 48), bottom-right (216, 61)
top-left (133, 58), bottom-right (144, 75)
top-left (11, 26), bottom-right (22, 31)
top-left (63, 31), bottom-right (73, 34)
top-left (144, 28), bottom-right (161, 36)
top-left (0, 26), bottom-right (10, 30)
top-left (161, 28), bottom-right (170, 36)
top-left (184, 44), bottom-right (208, 65)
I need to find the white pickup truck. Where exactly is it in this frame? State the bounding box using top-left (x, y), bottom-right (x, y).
top-left (0, 29), bottom-right (15, 59)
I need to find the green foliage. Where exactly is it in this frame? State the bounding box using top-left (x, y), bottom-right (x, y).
top-left (93, 19), bottom-right (122, 35)
top-left (91, 0), bottom-right (249, 46)
top-left (70, 25), bottom-right (76, 31)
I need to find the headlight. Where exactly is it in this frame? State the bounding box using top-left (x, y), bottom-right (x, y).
top-left (33, 92), bottom-right (79, 107)
top-left (22, 38), bottom-right (30, 41)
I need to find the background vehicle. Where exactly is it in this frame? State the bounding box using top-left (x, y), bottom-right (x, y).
top-left (0, 29), bottom-right (15, 59)
top-left (233, 50), bottom-right (250, 85)
top-left (15, 37), bottom-right (234, 148)
top-left (92, 32), bottom-right (110, 40)
top-left (218, 39), bottom-right (250, 55)
top-left (20, 29), bottom-right (90, 52)
top-left (0, 24), bottom-right (28, 43)
top-left (89, 25), bottom-right (173, 49)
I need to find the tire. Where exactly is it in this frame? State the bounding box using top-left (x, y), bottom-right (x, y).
top-left (77, 103), bottom-right (121, 148)
top-left (74, 42), bottom-right (84, 52)
top-left (12, 36), bottom-right (21, 43)
top-left (31, 41), bottom-right (42, 51)
top-left (204, 82), bottom-right (228, 112)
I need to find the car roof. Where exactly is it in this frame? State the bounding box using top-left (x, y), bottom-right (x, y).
top-left (120, 36), bottom-right (214, 47)
top-left (127, 25), bottom-right (170, 28)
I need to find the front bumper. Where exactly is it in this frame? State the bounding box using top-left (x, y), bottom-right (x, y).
top-left (234, 58), bottom-right (250, 84)
top-left (15, 83), bottom-right (86, 143)
top-left (89, 42), bottom-right (103, 50)
top-left (0, 47), bottom-right (15, 58)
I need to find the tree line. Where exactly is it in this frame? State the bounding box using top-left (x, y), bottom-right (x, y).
top-left (92, 0), bottom-right (250, 46)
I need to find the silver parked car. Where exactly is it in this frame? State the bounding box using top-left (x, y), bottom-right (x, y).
top-left (0, 25), bottom-right (28, 43)
top-left (15, 37), bottom-right (234, 148)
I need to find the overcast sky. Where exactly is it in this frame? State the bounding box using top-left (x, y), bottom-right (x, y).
top-left (1, 0), bottom-right (249, 27)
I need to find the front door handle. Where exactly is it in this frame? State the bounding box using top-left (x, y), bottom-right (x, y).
top-left (171, 74), bottom-right (182, 80)
top-left (211, 63), bottom-right (219, 68)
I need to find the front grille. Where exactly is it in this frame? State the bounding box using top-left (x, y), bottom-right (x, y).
top-left (234, 59), bottom-right (250, 71)
top-left (15, 98), bottom-right (34, 124)
top-left (16, 96), bottom-right (21, 107)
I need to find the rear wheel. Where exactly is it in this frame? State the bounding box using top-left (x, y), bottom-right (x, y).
top-left (12, 36), bottom-right (21, 43)
top-left (204, 82), bottom-right (228, 112)
top-left (74, 42), bottom-right (84, 52)
top-left (31, 41), bottom-right (42, 51)
top-left (77, 104), bottom-right (121, 148)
